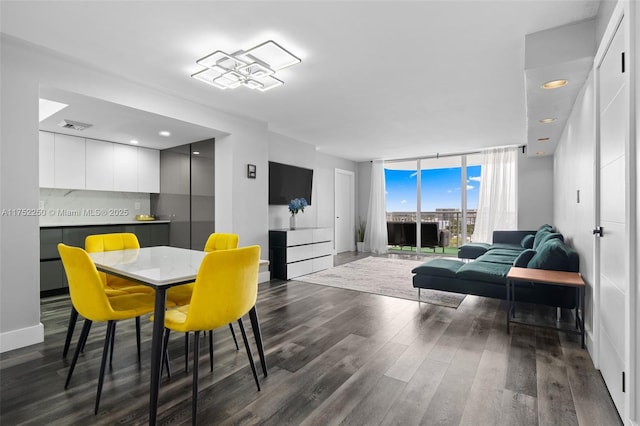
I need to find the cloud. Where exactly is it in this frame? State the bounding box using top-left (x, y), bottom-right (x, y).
top-left (400, 199), bottom-right (407, 204)
top-left (468, 176), bottom-right (481, 182)
top-left (467, 185), bottom-right (475, 190)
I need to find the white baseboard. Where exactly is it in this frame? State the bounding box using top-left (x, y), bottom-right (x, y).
top-left (0, 323), bottom-right (44, 353)
top-left (258, 271), bottom-right (270, 284)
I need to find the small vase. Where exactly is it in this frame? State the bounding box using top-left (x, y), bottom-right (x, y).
top-left (290, 215), bottom-right (296, 230)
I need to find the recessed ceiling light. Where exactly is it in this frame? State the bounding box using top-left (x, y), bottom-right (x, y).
top-left (539, 118), bottom-right (556, 124)
top-left (537, 137), bottom-right (550, 142)
top-left (130, 140), bottom-right (139, 144)
top-left (192, 151), bottom-right (200, 155)
top-left (542, 79), bottom-right (568, 89)
top-left (159, 130), bottom-right (171, 137)
top-left (536, 151), bottom-right (546, 156)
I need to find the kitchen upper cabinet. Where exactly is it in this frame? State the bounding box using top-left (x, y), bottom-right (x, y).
top-left (85, 138), bottom-right (114, 190)
top-left (113, 144), bottom-right (138, 192)
top-left (54, 134), bottom-right (85, 190)
top-left (39, 131), bottom-right (55, 188)
top-left (137, 147), bottom-right (160, 193)
top-left (39, 131), bottom-right (160, 193)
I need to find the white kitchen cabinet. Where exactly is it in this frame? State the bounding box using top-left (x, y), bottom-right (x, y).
top-left (137, 147), bottom-right (160, 193)
top-left (85, 138), bottom-right (114, 190)
top-left (39, 131), bottom-right (55, 188)
top-left (54, 133), bottom-right (85, 190)
top-left (113, 143), bottom-right (138, 192)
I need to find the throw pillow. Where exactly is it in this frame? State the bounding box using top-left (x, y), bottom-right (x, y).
top-left (514, 249), bottom-right (536, 267)
top-left (521, 234), bottom-right (535, 249)
top-left (527, 239), bottom-right (569, 271)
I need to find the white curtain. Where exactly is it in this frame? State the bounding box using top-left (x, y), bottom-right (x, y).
top-left (472, 147), bottom-right (518, 243)
top-left (364, 160), bottom-right (388, 253)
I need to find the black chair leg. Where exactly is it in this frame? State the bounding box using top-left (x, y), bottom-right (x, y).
top-left (80, 321), bottom-right (93, 353)
top-left (209, 330), bottom-right (214, 372)
top-left (62, 307), bottom-right (79, 357)
top-left (238, 318), bottom-right (260, 391)
top-left (249, 306), bottom-right (268, 377)
top-left (136, 316), bottom-right (141, 364)
top-left (228, 323), bottom-right (239, 350)
top-left (109, 322), bottom-right (116, 366)
top-left (96, 321), bottom-right (115, 415)
top-left (65, 319), bottom-right (92, 389)
top-left (185, 333), bottom-right (189, 373)
top-left (192, 330), bottom-right (200, 426)
top-left (162, 328), bottom-right (172, 379)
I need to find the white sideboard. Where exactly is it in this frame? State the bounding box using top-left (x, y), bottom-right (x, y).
top-left (269, 227), bottom-right (333, 279)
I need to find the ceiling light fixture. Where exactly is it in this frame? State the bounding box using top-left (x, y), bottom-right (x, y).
top-left (536, 151), bottom-right (546, 156)
top-left (539, 118), bottom-right (556, 124)
top-left (192, 151), bottom-right (200, 155)
top-left (537, 137), bottom-right (550, 142)
top-left (191, 40), bottom-right (301, 92)
top-left (130, 140), bottom-right (139, 144)
top-left (542, 79), bottom-right (568, 89)
top-left (159, 130), bottom-right (171, 137)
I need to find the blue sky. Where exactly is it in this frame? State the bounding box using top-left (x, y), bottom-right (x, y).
top-left (385, 165), bottom-right (481, 212)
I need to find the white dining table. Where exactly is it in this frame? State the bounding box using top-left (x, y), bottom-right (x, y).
top-left (89, 246), bottom-right (269, 425)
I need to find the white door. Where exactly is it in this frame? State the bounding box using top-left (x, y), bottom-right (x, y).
top-left (334, 169), bottom-right (355, 253)
top-left (596, 14), bottom-right (628, 418)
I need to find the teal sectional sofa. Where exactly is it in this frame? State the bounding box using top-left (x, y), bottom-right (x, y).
top-left (412, 225), bottom-right (580, 308)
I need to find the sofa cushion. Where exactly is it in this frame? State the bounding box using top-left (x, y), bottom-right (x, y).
top-left (527, 239), bottom-right (571, 271)
top-left (533, 230), bottom-right (564, 250)
top-left (478, 252), bottom-right (520, 265)
top-left (488, 243), bottom-right (524, 252)
top-left (458, 243), bottom-right (491, 259)
top-left (521, 234), bottom-right (534, 249)
top-left (514, 249), bottom-right (537, 267)
top-left (412, 258), bottom-right (464, 278)
top-left (456, 261), bottom-right (511, 284)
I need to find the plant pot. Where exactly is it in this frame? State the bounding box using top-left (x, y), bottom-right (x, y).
top-left (290, 215), bottom-right (296, 230)
top-left (356, 242), bottom-right (364, 252)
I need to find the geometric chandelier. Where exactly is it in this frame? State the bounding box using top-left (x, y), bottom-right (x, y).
top-left (191, 40), bottom-right (301, 92)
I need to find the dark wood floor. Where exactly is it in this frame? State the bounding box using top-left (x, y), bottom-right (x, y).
top-left (1, 252), bottom-right (621, 425)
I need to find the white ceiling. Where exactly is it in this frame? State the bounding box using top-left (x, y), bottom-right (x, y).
top-left (1, 1), bottom-right (601, 162)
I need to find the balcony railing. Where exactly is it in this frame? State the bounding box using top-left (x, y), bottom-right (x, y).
top-left (386, 210), bottom-right (477, 249)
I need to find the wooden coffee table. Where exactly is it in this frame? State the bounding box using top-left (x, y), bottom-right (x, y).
top-left (506, 267), bottom-right (585, 348)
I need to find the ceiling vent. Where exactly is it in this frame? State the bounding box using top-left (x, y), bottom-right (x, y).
top-left (57, 119), bottom-right (93, 131)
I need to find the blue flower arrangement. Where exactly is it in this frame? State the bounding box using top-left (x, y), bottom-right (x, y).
top-left (288, 198), bottom-right (308, 215)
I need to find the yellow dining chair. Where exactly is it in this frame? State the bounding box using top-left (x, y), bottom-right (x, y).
top-left (62, 233), bottom-right (152, 359)
top-left (160, 245), bottom-right (261, 424)
top-left (58, 243), bottom-right (157, 415)
top-left (167, 233), bottom-right (241, 372)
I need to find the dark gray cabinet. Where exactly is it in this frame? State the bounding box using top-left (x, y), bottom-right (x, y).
top-left (39, 222), bottom-right (170, 295)
top-left (151, 139), bottom-right (214, 250)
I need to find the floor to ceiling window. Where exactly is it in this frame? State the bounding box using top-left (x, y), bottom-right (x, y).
top-left (385, 154), bottom-right (481, 254)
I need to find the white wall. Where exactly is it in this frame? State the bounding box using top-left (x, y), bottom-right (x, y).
top-left (267, 131), bottom-right (356, 232)
top-left (0, 35), bottom-right (270, 351)
top-left (518, 151), bottom-right (554, 229)
top-left (553, 71), bottom-right (596, 339)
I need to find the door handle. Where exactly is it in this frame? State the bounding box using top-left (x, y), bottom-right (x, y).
top-left (593, 226), bottom-right (604, 237)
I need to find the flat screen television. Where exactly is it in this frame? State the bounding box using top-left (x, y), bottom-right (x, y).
top-left (269, 161), bottom-right (313, 205)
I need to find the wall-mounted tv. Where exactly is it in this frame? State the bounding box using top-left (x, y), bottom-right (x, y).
top-left (269, 161), bottom-right (313, 205)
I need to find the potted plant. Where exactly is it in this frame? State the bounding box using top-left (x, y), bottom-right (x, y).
top-left (356, 219), bottom-right (366, 252)
top-left (288, 198), bottom-right (307, 229)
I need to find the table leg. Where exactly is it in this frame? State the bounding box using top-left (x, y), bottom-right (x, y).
top-left (149, 288), bottom-right (167, 425)
top-left (506, 280), bottom-right (511, 334)
top-left (249, 306), bottom-right (268, 377)
top-left (580, 287), bottom-right (585, 349)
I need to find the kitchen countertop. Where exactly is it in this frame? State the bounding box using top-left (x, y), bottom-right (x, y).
top-left (40, 220), bottom-right (171, 228)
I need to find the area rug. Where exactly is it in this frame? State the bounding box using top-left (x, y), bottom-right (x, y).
top-left (292, 256), bottom-right (466, 308)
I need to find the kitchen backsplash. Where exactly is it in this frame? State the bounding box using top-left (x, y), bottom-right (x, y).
top-left (39, 188), bottom-right (151, 225)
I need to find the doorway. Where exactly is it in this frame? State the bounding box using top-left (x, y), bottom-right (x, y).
top-left (334, 169), bottom-right (355, 253)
